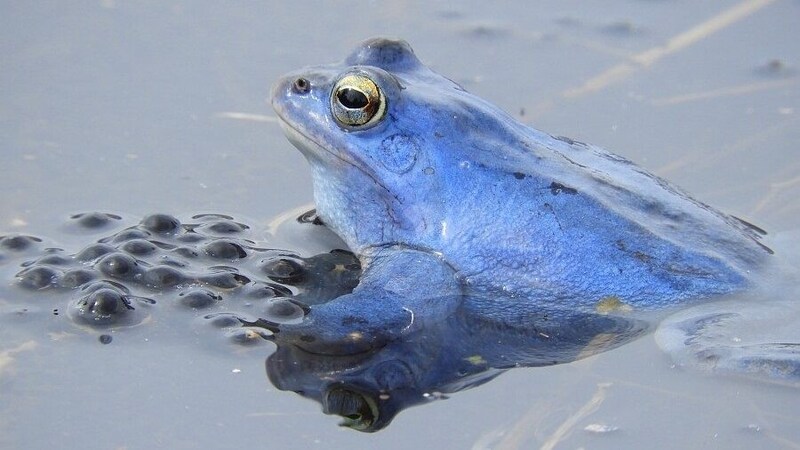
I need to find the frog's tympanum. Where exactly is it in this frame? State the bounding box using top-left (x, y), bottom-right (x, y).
top-left (267, 37), bottom-right (771, 356)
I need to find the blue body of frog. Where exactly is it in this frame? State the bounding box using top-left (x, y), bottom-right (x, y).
top-left (269, 38), bottom-right (770, 354)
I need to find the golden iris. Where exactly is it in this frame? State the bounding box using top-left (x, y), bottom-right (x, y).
top-left (330, 73), bottom-right (386, 129)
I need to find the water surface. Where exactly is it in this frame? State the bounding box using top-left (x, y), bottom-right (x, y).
top-left (2, 1), bottom-right (799, 448)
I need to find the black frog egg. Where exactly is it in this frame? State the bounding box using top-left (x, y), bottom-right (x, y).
top-left (35, 254), bottom-right (72, 266)
top-left (15, 266), bottom-right (61, 290)
top-left (96, 253), bottom-right (142, 280)
top-left (242, 282), bottom-right (293, 299)
top-left (174, 247), bottom-right (200, 259)
top-left (140, 214), bottom-right (181, 235)
top-left (177, 289), bottom-right (221, 309)
top-left (68, 212), bottom-right (122, 231)
top-left (69, 287), bottom-right (141, 326)
top-left (261, 257), bottom-right (306, 284)
top-left (202, 220), bottom-right (250, 235)
top-left (199, 271), bottom-right (251, 289)
top-left (158, 257), bottom-right (188, 269)
top-left (143, 265), bottom-right (187, 289)
top-left (203, 240), bottom-right (247, 260)
top-left (105, 228), bottom-right (150, 244)
top-left (0, 234), bottom-right (42, 252)
top-left (263, 297), bottom-right (307, 323)
top-left (192, 213), bottom-right (233, 220)
top-left (204, 312), bottom-right (242, 328)
top-left (83, 279), bottom-right (131, 295)
top-left (60, 269), bottom-right (97, 288)
top-left (78, 288), bottom-right (129, 316)
top-left (176, 232), bottom-right (207, 244)
top-left (75, 243), bottom-right (117, 262)
top-left (119, 239), bottom-right (159, 256)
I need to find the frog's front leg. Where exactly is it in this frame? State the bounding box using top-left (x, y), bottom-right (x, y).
top-left (247, 247), bottom-right (463, 355)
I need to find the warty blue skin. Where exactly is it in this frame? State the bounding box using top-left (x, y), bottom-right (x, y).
top-left (269, 38), bottom-right (771, 354)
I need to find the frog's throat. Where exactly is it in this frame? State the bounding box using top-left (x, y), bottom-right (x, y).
top-left (277, 119), bottom-right (396, 204)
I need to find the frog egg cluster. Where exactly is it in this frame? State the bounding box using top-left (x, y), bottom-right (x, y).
top-left (3, 212), bottom-right (360, 345)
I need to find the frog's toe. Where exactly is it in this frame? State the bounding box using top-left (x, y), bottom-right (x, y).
top-left (243, 311), bottom-right (396, 355)
top-left (655, 300), bottom-right (800, 385)
top-left (240, 297), bottom-right (310, 332)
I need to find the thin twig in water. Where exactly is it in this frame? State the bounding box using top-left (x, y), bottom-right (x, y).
top-left (562, 0), bottom-right (779, 98)
top-left (480, 381), bottom-right (613, 450)
top-left (215, 111), bottom-right (278, 123)
top-left (538, 382), bottom-right (611, 450)
top-left (651, 78), bottom-right (800, 106)
top-left (749, 403), bottom-right (800, 449)
top-left (656, 116), bottom-right (799, 177)
top-left (752, 175), bottom-right (800, 215)
top-left (0, 341), bottom-right (38, 377)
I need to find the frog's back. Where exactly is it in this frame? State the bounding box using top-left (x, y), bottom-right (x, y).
top-left (438, 122), bottom-right (772, 308)
top-left (346, 40), bottom-right (772, 308)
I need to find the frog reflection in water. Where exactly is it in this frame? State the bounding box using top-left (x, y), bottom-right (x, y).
top-left (265, 37), bottom-right (771, 355)
top-left (266, 294), bottom-right (647, 431)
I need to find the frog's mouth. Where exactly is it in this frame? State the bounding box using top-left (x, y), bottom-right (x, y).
top-left (276, 118), bottom-right (396, 201)
top-left (277, 119), bottom-right (345, 165)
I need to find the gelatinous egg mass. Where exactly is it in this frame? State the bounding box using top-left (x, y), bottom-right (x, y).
top-left (3, 212), bottom-right (361, 347)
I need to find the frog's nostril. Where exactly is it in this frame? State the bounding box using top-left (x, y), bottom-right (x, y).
top-left (292, 77), bottom-right (310, 94)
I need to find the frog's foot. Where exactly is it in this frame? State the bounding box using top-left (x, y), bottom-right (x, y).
top-left (655, 299), bottom-right (800, 385)
top-left (244, 290), bottom-right (462, 355)
top-left (244, 247), bottom-right (463, 355)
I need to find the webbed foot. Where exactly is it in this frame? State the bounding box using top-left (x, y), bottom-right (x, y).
top-left (245, 247), bottom-right (462, 355)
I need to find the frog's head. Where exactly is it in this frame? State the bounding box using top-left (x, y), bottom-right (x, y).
top-left (271, 37), bottom-right (519, 254)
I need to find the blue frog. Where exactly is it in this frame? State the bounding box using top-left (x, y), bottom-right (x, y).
top-left (268, 37), bottom-right (772, 355)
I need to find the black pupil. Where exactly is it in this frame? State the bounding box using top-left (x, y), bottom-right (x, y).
top-left (337, 88), bottom-right (369, 109)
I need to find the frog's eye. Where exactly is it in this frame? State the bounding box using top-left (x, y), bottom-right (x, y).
top-left (330, 73), bottom-right (386, 129)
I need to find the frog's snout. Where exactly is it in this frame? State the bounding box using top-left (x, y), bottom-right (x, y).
top-left (269, 76), bottom-right (290, 109)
